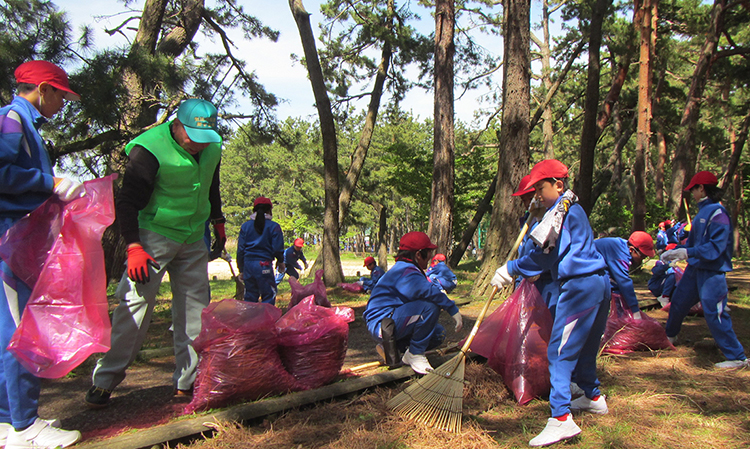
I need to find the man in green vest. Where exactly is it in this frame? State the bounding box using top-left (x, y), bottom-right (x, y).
top-left (85, 99), bottom-right (226, 408)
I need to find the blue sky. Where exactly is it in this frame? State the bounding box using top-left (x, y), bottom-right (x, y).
top-left (55, 0), bottom-right (512, 126)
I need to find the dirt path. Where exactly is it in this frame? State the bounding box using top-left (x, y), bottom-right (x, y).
top-left (36, 263), bottom-right (750, 446)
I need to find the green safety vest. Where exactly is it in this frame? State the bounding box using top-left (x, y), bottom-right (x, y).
top-left (125, 121), bottom-right (222, 244)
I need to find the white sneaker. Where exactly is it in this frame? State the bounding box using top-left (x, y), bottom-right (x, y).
top-left (5, 417), bottom-right (80, 449)
top-left (401, 348), bottom-right (433, 374)
top-left (0, 419), bottom-right (61, 445)
top-left (529, 416), bottom-right (582, 447)
top-left (715, 359), bottom-right (749, 369)
top-left (570, 394), bottom-right (609, 415)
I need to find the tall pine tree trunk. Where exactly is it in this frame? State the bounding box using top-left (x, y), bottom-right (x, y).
top-left (290, 0), bottom-right (344, 285)
top-left (633, 0), bottom-right (655, 231)
top-left (575, 0), bottom-right (610, 214)
top-left (471, 0), bottom-right (530, 298)
top-left (428, 0), bottom-right (456, 256)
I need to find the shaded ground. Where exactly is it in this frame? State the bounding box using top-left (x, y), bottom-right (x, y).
top-left (37, 261), bottom-right (750, 447)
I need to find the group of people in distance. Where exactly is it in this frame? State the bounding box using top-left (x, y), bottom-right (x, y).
top-left (1, 60), bottom-right (746, 449)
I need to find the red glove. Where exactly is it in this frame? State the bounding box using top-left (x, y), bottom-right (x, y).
top-left (127, 245), bottom-right (160, 284)
top-left (209, 220), bottom-right (227, 261)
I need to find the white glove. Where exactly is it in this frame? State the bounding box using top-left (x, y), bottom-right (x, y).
top-left (657, 295), bottom-right (670, 307)
top-left (53, 178), bottom-right (85, 201)
top-left (632, 311), bottom-right (642, 320)
top-left (452, 312), bottom-right (463, 333)
top-left (660, 248), bottom-right (687, 263)
top-left (490, 264), bottom-right (513, 288)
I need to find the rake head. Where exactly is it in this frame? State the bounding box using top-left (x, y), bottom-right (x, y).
top-left (386, 352), bottom-right (467, 433)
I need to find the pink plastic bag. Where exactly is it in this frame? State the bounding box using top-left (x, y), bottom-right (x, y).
top-left (470, 280), bottom-right (553, 405)
top-left (660, 266), bottom-right (704, 316)
top-left (186, 299), bottom-right (299, 413)
top-left (276, 296), bottom-right (354, 389)
top-left (338, 282), bottom-right (364, 293)
top-left (1, 175), bottom-right (116, 378)
top-left (289, 269), bottom-right (330, 307)
top-left (601, 292), bottom-right (674, 354)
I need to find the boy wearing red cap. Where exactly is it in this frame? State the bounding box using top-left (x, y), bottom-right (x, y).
top-left (490, 160), bottom-right (610, 447)
top-left (594, 231), bottom-right (656, 317)
top-left (363, 232), bottom-right (463, 373)
top-left (236, 197), bottom-right (285, 304)
top-left (425, 253), bottom-right (458, 293)
top-left (359, 256), bottom-right (385, 293)
top-left (660, 171), bottom-right (747, 368)
top-left (86, 99), bottom-right (225, 408)
top-left (276, 238), bottom-right (309, 284)
top-left (0, 60), bottom-right (83, 448)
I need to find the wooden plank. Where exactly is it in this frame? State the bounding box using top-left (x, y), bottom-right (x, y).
top-left (78, 364), bottom-right (424, 449)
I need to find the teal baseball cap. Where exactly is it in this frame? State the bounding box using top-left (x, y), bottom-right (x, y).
top-left (176, 99), bottom-right (222, 143)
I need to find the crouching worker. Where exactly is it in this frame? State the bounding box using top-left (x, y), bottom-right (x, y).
top-left (359, 256), bottom-right (385, 293)
top-left (363, 232), bottom-right (463, 374)
top-left (426, 253), bottom-right (458, 293)
top-left (594, 231), bottom-right (655, 318)
top-left (490, 160), bottom-right (610, 447)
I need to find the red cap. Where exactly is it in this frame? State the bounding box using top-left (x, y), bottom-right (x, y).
top-left (525, 159), bottom-right (569, 189)
top-left (512, 174), bottom-right (535, 197)
top-left (664, 219), bottom-right (672, 226)
top-left (254, 196), bottom-right (272, 207)
top-left (399, 231), bottom-right (437, 252)
top-left (432, 253), bottom-right (446, 263)
top-left (684, 171), bottom-right (718, 191)
top-left (628, 231), bottom-right (655, 257)
top-left (14, 61), bottom-right (80, 101)
top-left (294, 238), bottom-right (305, 247)
top-left (363, 256), bottom-right (376, 267)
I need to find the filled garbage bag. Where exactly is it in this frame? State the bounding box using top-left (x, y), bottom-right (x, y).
top-left (276, 296), bottom-right (354, 389)
top-left (338, 282), bottom-right (364, 293)
top-left (470, 280), bottom-right (553, 405)
top-left (185, 299), bottom-right (299, 413)
top-left (289, 269), bottom-right (330, 307)
top-left (601, 292), bottom-right (675, 354)
top-left (2, 175), bottom-right (116, 378)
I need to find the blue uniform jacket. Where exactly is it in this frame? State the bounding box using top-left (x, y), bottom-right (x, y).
top-left (283, 246), bottom-right (307, 270)
top-left (426, 261), bottom-right (458, 292)
top-left (361, 265), bottom-right (385, 292)
top-left (508, 199), bottom-right (605, 281)
top-left (363, 259), bottom-right (459, 327)
top-left (680, 199), bottom-right (732, 272)
top-left (656, 230), bottom-right (668, 251)
top-left (236, 218), bottom-right (284, 272)
top-left (594, 237), bottom-right (640, 312)
top-left (0, 97), bottom-right (56, 226)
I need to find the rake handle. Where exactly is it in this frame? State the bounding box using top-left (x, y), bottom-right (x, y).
top-left (455, 215), bottom-right (532, 358)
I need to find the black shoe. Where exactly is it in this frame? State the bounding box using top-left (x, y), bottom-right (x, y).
top-left (85, 385), bottom-right (112, 409)
top-left (380, 317), bottom-right (401, 367)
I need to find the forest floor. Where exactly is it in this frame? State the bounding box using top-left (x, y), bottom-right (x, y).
top-left (37, 258), bottom-right (750, 449)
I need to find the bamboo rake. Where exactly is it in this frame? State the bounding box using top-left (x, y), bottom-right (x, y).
top-left (386, 217), bottom-right (532, 432)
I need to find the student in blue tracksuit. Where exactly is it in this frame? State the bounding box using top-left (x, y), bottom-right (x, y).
top-left (661, 171), bottom-right (748, 369)
top-left (360, 256), bottom-right (385, 293)
top-left (594, 231), bottom-right (655, 317)
top-left (275, 238), bottom-right (308, 284)
top-left (363, 232), bottom-right (463, 374)
top-left (0, 61), bottom-right (83, 448)
top-left (648, 260), bottom-right (677, 306)
top-left (425, 253), bottom-right (457, 293)
top-left (656, 221), bottom-right (671, 253)
top-left (237, 197), bottom-right (285, 304)
top-left (491, 160), bottom-right (610, 447)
